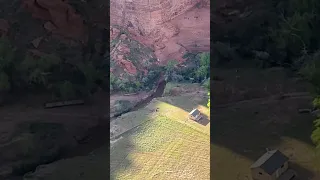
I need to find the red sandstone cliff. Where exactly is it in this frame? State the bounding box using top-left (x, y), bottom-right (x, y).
top-left (110, 0), bottom-right (210, 64)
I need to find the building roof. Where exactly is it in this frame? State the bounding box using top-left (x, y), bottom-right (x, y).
top-left (189, 109), bottom-right (200, 117)
top-left (278, 169), bottom-right (296, 180)
top-left (250, 150), bottom-right (289, 175)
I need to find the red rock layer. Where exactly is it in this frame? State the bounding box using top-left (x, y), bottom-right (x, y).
top-left (22, 0), bottom-right (87, 42)
top-left (110, 0), bottom-right (210, 63)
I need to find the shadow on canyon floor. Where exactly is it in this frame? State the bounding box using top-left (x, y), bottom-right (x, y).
top-left (211, 82), bottom-right (316, 179)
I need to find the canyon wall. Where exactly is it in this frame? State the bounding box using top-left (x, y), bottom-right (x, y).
top-left (110, 0), bottom-right (210, 63)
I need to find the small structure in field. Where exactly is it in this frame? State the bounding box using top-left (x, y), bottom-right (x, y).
top-left (250, 150), bottom-right (296, 180)
top-left (188, 109), bottom-right (202, 121)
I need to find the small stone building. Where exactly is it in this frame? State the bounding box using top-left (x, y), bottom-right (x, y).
top-left (250, 150), bottom-right (289, 180)
top-left (188, 109), bottom-right (202, 121)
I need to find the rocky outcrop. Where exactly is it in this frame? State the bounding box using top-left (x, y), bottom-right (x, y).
top-left (110, 0), bottom-right (210, 63)
top-left (110, 27), bottom-right (158, 79)
top-left (22, 0), bottom-right (87, 42)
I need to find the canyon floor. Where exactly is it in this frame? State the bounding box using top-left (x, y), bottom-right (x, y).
top-left (110, 83), bottom-right (210, 180)
top-left (0, 67), bottom-right (319, 180)
top-left (212, 68), bottom-right (320, 180)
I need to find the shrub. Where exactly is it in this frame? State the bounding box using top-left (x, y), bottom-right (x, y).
top-left (269, 0), bottom-right (320, 66)
top-left (212, 42), bottom-right (235, 65)
top-left (0, 72), bottom-right (10, 91)
top-left (57, 81), bottom-right (77, 99)
top-left (165, 60), bottom-right (178, 81)
top-left (299, 50), bottom-right (320, 93)
top-left (18, 54), bottom-right (61, 88)
top-left (115, 100), bottom-right (132, 112)
top-left (0, 37), bottom-right (15, 70)
top-left (0, 37), bottom-right (16, 91)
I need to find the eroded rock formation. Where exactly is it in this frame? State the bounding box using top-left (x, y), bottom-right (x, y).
top-left (110, 0), bottom-right (210, 64)
top-left (22, 0), bottom-right (87, 42)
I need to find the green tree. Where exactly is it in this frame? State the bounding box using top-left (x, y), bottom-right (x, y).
top-left (19, 54), bottom-right (60, 87)
top-left (312, 115), bottom-right (320, 149)
top-left (196, 53), bottom-right (210, 81)
top-left (203, 78), bottom-right (210, 108)
top-left (207, 92), bottom-right (210, 108)
top-left (77, 61), bottom-right (102, 94)
top-left (58, 81), bottom-right (76, 99)
top-left (0, 37), bottom-right (15, 70)
top-left (165, 60), bottom-right (178, 81)
top-left (0, 72), bottom-right (10, 91)
top-left (0, 37), bottom-right (16, 91)
top-left (269, 0), bottom-right (320, 65)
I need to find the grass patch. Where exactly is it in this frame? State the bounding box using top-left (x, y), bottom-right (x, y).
top-left (110, 93), bottom-right (210, 179)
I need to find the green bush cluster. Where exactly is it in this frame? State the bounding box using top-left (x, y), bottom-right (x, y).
top-left (110, 67), bottom-right (162, 93)
top-left (269, 0), bottom-right (320, 67)
top-left (0, 37), bottom-right (106, 101)
top-left (0, 37), bottom-right (15, 92)
top-left (166, 52), bottom-right (210, 83)
top-left (210, 0), bottom-right (320, 68)
top-left (110, 52), bottom-right (210, 93)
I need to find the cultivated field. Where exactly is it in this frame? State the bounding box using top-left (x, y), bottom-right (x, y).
top-left (110, 84), bottom-right (210, 180)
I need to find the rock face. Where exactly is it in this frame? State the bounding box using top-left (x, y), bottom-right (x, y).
top-left (22, 0), bottom-right (87, 42)
top-left (110, 0), bottom-right (210, 63)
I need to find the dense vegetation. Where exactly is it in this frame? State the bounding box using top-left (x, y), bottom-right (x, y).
top-left (0, 37), bottom-right (108, 102)
top-left (213, 0), bottom-right (320, 68)
top-left (109, 52), bottom-right (210, 94)
top-left (165, 52), bottom-right (210, 83)
top-left (110, 66), bottom-right (162, 93)
top-left (213, 0), bottom-right (320, 150)
top-left (274, 0), bottom-right (320, 151)
top-left (164, 52), bottom-right (210, 108)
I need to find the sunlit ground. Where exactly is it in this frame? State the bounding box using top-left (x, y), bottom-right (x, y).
top-left (110, 96), bottom-right (210, 180)
top-left (211, 97), bottom-right (320, 180)
top-left (211, 137), bottom-right (320, 180)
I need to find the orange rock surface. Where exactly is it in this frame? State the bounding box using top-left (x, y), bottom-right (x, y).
top-left (110, 0), bottom-right (210, 64)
